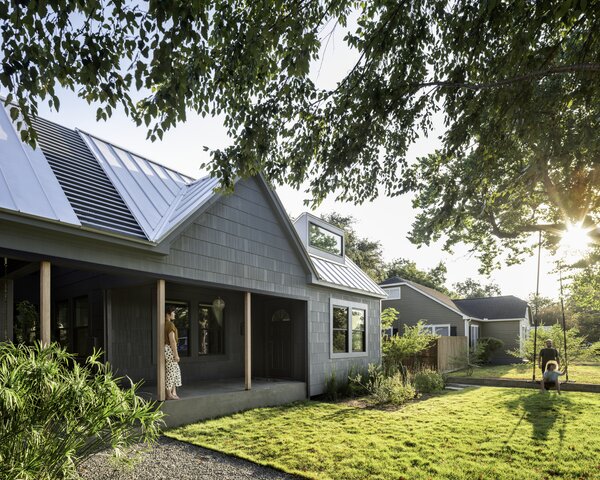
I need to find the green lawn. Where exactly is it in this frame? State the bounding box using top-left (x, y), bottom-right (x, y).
top-left (451, 363), bottom-right (600, 384)
top-left (167, 388), bottom-right (600, 480)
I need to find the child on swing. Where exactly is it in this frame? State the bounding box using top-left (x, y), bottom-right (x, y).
top-left (540, 360), bottom-right (565, 394)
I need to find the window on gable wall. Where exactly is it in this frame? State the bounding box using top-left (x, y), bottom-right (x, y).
top-left (331, 300), bottom-right (367, 356)
top-left (385, 287), bottom-right (401, 299)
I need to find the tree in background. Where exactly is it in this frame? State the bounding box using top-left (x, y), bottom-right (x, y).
top-left (320, 213), bottom-right (385, 282)
top-left (567, 264), bottom-right (600, 342)
top-left (383, 258), bottom-right (450, 296)
top-left (2, 2), bottom-right (599, 273)
top-left (511, 323), bottom-right (588, 363)
top-left (528, 294), bottom-right (573, 329)
top-left (453, 278), bottom-right (502, 299)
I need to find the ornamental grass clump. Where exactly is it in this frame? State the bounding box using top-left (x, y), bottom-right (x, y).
top-left (350, 364), bottom-right (416, 406)
top-left (0, 342), bottom-right (164, 480)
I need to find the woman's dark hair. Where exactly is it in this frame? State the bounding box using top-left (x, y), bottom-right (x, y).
top-left (165, 305), bottom-right (176, 316)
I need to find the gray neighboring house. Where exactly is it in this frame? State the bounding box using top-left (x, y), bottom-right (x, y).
top-left (380, 276), bottom-right (532, 364)
top-left (0, 105), bottom-right (385, 424)
top-left (453, 296), bottom-right (533, 364)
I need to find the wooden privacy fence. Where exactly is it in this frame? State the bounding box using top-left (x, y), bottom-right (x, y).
top-left (437, 336), bottom-right (468, 372)
top-left (409, 336), bottom-right (468, 372)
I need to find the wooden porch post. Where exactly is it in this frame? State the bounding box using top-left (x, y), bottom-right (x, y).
top-left (40, 261), bottom-right (51, 346)
top-left (244, 291), bottom-right (251, 390)
top-left (156, 279), bottom-right (166, 401)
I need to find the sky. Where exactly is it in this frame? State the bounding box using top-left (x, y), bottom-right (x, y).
top-left (14, 13), bottom-right (566, 301)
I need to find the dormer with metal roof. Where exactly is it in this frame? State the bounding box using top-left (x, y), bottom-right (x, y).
top-left (293, 212), bottom-right (346, 265)
top-left (293, 213), bottom-right (386, 298)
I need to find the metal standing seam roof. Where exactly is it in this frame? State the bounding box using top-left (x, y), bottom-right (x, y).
top-left (79, 131), bottom-right (219, 242)
top-left (31, 117), bottom-right (146, 238)
top-left (0, 105), bottom-right (80, 225)
top-left (311, 254), bottom-right (387, 297)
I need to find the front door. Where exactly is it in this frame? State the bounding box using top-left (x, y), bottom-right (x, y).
top-left (267, 304), bottom-right (293, 378)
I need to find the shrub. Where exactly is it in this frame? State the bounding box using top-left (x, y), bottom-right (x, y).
top-left (0, 342), bottom-right (164, 480)
top-left (350, 364), bottom-right (416, 406)
top-left (471, 337), bottom-right (504, 364)
top-left (382, 321), bottom-right (438, 374)
top-left (413, 369), bottom-right (445, 393)
top-left (346, 363), bottom-right (369, 397)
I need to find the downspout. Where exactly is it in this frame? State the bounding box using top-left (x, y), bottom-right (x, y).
top-left (463, 317), bottom-right (470, 364)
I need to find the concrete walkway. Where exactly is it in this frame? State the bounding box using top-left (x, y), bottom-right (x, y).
top-left (446, 376), bottom-right (600, 392)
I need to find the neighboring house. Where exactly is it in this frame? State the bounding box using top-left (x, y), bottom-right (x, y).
top-left (453, 296), bottom-right (533, 364)
top-left (380, 276), bottom-right (532, 364)
top-left (0, 105), bottom-right (386, 424)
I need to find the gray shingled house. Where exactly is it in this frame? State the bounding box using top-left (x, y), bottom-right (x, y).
top-left (0, 105), bottom-right (385, 426)
top-left (380, 277), bottom-right (532, 364)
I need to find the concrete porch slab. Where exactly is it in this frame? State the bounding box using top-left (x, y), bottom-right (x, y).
top-left (151, 378), bottom-right (307, 428)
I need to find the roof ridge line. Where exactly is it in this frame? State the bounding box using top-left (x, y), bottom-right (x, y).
top-left (149, 185), bottom-right (190, 241)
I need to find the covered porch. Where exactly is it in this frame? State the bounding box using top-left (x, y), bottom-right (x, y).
top-left (0, 253), bottom-right (309, 425)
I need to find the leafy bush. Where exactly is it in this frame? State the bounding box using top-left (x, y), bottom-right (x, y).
top-left (350, 364), bottom-right (416, 406)
top-left (0, 342), bottom-right (164, 480)
top-left (382, 321), bottom-right (438, 374)
top-left (471, 337), bottom-right (504, 364)
top-left (413, 370), bottom-right (445, 393)
top-left (511, 323), bottom-right (588, 362)
top-left (346, 363), bottom-right (369, 397)
top-left (380, 307), bottom-right (399, 331)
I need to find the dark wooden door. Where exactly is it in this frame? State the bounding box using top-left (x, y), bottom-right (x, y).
top-left (267, 304), bottom-right (293, 378)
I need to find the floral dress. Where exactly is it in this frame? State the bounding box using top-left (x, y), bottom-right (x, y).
top-left (165, 323), bottom-right (182, 389)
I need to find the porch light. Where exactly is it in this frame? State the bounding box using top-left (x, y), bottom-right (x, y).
top-left (212, 296), bottom-right (225, 327)
top-left (212, 296), bottom-right (225, 312)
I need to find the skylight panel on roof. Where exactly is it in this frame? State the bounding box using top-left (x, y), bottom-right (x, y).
top-left (114, 147), bottom-right (140, 172)
top-left (94, 139), bottom-right (121, 168)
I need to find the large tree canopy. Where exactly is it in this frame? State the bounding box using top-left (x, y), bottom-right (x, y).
top-left (453, 278), bottom-right (502, 299)
top-left (1, 1), bottom-right (599, 271)
top-left (383, 258), bottom-right (450, 296)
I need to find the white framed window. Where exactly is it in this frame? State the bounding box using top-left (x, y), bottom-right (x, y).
top-left (330, 298), bottom-right (368, 358)
top-left (421, 324), bottom-right (451, 336)
top-left (470, 324), bottom-right (479, 349)
top-left (384, 287), bottom-right (401, 300)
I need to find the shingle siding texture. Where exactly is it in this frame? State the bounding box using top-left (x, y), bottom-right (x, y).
top-left (0, 175), bottom-right (381, 395)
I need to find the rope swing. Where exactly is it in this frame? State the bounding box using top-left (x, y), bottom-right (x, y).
top-left (531, 230), bottom-right (569, 385)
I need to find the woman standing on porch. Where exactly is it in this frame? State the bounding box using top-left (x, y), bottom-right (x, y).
top-left (165, 306), bottom-right (182, 400)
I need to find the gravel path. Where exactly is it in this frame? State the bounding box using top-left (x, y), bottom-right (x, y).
top-left (78, 436), bottom-right (297, 480)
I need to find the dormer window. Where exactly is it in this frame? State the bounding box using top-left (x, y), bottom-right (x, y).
top-left (309, 222), bottom-right (343, 256)
top-left (293, 212), bottom-right (346, 265)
